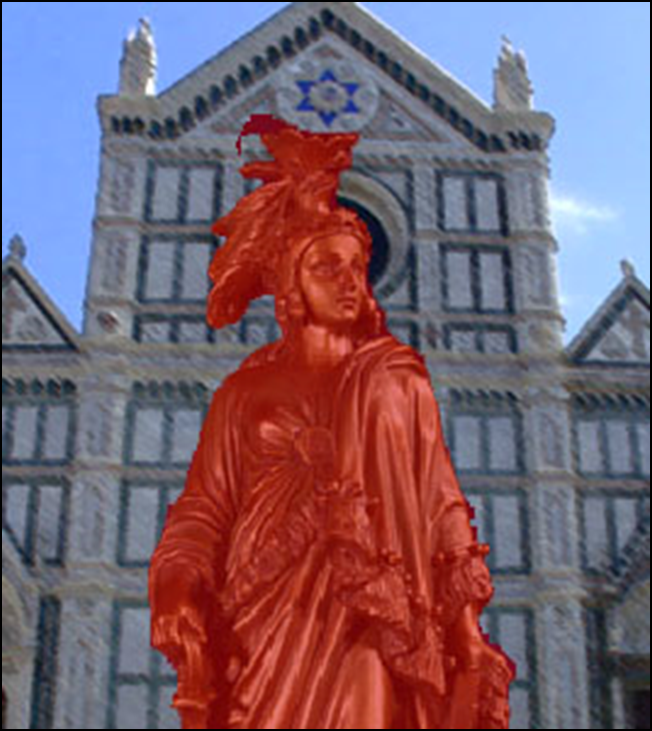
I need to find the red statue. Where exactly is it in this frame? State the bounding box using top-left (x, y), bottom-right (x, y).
top-left (149, 115), bottom-right (516, 729)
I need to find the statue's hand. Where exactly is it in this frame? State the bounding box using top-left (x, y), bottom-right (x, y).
top-left (152, 607), bottom-right (208, 666)
top-left (450, 639), bottom-right (514, 728)
top-left (151, 563), bottom-right (208, 667)
top-left (477, 644), bottom-right (515, 729)
top-left (453, 632), bottom-right (512, 677)
top-left (478, 642), bottom-right (514, 690)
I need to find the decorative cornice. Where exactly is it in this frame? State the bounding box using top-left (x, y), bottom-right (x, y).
top-left (131, 380), bottom-right (209, 403)
top-left (570, 390), bottom-right (649, 411)
top-left (449, 388), bottom-right (520, 406)
top-left (1, 377), bottom-right (77, 398)
top-left (104, 7), bottom-right (551, 154)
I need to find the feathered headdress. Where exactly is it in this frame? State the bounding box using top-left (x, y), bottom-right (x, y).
top-left (208, 114), bottom-right (370, 329)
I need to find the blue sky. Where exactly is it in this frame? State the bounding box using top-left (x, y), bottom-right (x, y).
top-left (2, 1), bottom-right (650, 343)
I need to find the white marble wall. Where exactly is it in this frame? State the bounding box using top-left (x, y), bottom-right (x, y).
top-left (129, 405), bottom-right (202, 464)
top-left (453, 414), bottom-right (483, 469)
top-left (43, 406), bottom-right (71, 461)
top-left (497, 613), bottom-right (530, 728)
top-left (112, 604), bottom-right (180, 729)
top-left (122, 485), bottom-right (180, 565)
top-left (413, 165), bottom-right (438, 232)
top-left (170, 409), bottom-right (202, 463)
top-left (637, 422), bottom-right (650, 476)
top-left (475, 177), bottom-right (501, 231)
top-left (88, 230), bottom-right (140, 300)
top-left (506, 166), bottom-right (551, 234)
top-left (180, 242), bottom-right (212, 300)
top-left (9, 406), bottom-right (39, 460)
top-left (492, 494), bottom-right (524, 569)
top-left (3, 402), bottom-right (74, 463)
top-left (446, 250), bottom-right (474, 309)
top-left (441, 174), bottom-right (502, 233)
top-left (581, 493), bottom-right (641, 570)
top-left (151, 165), bottom-right (181, 221)
top-left (537, 601), bottom-right (591, 729)
top-left (187, 168), bottom-right (217, 221)
top-left (452, 412), bottom-right (518, 472)
top-left (534, 485), bottom-right (579, 571)
top-left (488, 416), bottom-right (517, 471)
top-left (88, 151), bottom-right (182, 341)
top-left (96, 154), bottom-right (148, 221)
top-left (577, 421), bottom-right (603, 473)
top-left (577, 416), bottom-right (649, 477)
top-left (443, 175), bottom-right (467, 229)
top-left (479, 251), bottom-right (507, 310)
top-left (516, 243), bottom-right (559, 311)
top-left (484, 330), bottom-right (513, 355)
top-left (53, 598), bottom-right (114, 730)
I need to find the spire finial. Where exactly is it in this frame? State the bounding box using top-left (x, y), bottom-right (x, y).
top-left (501, 35), bottom-right (514, 55)
top-left (8, 234), bottom-right (27, 262)
top-left (494, 35), bottom-right (534, 111)
top-left (119, 17), bottom-right (157, 96)
top-left (621, 259), bottom-right (636, 279)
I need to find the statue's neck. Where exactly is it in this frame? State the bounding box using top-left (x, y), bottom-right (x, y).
top-left (290, 323), bottom-right (355, 371)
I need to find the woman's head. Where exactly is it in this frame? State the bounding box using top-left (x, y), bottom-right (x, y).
top-left (298, 232), bottom-right (368, 331)
top-left (275, 210), bottom-right (387, 345)
top-left (208, 116), bottom-right (381, 339)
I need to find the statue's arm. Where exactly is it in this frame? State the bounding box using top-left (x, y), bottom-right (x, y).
top-left (409, 371), bottom-right (516, 725)
top-left (150, 383), bottom-right (240, 587)
top-left (149, 383), bottom-right (241, 653)
top-left (148, 383), bottom-right (242, 725)
top-left (398, 366), bottom-right (494, 628)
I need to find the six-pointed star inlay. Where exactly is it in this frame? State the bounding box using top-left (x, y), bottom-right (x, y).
top-left (295, 69), bottom-right (361, 128)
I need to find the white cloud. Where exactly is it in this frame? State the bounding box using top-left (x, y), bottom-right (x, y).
top-left (550, 193), bottom-right (620, 236)
top-left (559, 290), bottom-right (574, 308)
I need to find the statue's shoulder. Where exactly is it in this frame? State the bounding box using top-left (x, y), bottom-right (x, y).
top-left (217, 342), bottom-right (286, 399)
top-left (219, 336), bottom-right (429, 394)
top-left (238, 340), bottom-right (286, 372)
top-left (342, 335), bottom-right (436, 416)
top-left (352, 334), bottom-right (429, 380)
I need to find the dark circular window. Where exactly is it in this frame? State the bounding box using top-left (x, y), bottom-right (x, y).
top-left (338, 197), bottom-right (390, 287)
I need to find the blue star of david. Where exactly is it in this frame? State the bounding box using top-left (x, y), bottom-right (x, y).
top-left (295, 69), bottom-right (361, 128)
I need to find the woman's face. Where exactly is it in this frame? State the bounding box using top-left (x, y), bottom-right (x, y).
top-left (298, 234), bottom-right (368, 330)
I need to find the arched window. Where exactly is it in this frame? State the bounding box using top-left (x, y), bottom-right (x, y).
top-left (338, 197), bottom-right (390, 286)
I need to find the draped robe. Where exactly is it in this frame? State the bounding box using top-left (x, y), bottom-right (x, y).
top-left (149, 334), bottom-right (513, 729)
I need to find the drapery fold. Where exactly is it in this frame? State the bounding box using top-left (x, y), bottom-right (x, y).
top-left (149, 334), bottom-right (511, 729)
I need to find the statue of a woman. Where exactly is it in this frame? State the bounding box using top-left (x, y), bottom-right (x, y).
top-left (149, 115), bottom-right (516, 729)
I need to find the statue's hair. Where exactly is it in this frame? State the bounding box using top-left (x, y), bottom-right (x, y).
top-left (207, 114), bottom-right (388, 360)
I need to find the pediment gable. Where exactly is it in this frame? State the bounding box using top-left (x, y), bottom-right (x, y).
top-left (196, 39), bottom-right (459, 148)
top-left (2, 251), bottom-right (78, 352)
top-left (568, 279), bottom-right (650, 367)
